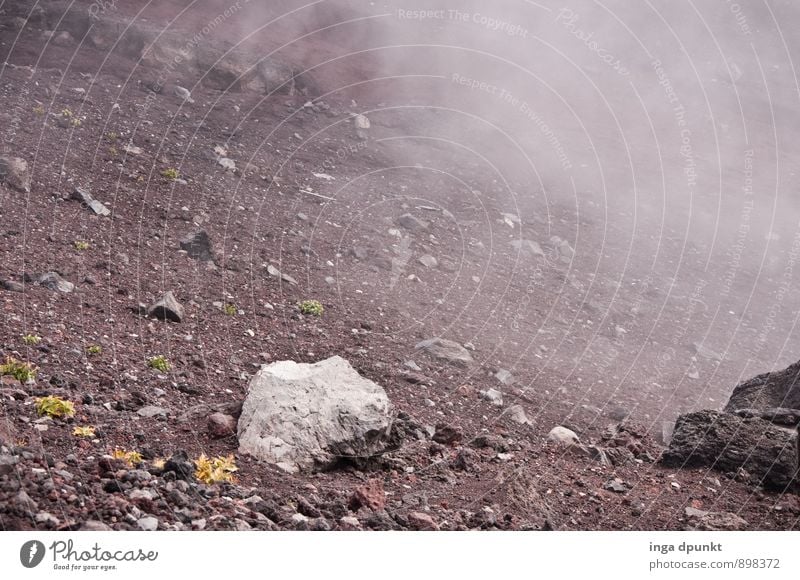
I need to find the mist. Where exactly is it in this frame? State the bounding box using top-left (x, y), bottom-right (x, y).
top-left (14, 0), bottom-right (800, 424)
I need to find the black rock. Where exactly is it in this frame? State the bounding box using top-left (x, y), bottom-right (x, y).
top-left (180, 230), bottom-right (214, 261)
top-left (0, 279), bottom-right (24, 292)
top-left (163, 451), bottom-right (195, 481)
top-left (147, 291), bottom-right (185, 322)
top-left (102, 480), bottom-right (124, 493)
top-left (725, 360), bottom-right (800, 413)
top-left (661, 410), bottom-right (798, 491)
top-left (432, 424), bottom-right (463, 445)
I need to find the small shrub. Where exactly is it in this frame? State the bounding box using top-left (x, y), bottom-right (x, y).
top-left (32, 105), bottom-right (45, 115)
top-left (112, 448), bottom-right (143, 467)
top-left (86, 345), bottom-right (102, 355)
top-left (151, 458), bottom-right (166, 470)
top-left (161, 167), bottom-right (179, 180)
top-left (195, 454), bottom-right (238, 485)
top-left (35, 396), bottom-right (75, 419)
top-left (74, 240), bottom-right (89, 251)
top-left (299, 299), bottom-right (324, 316)
top-left (148, 355), bottom-right (170, 373)
top-left (73, 425), bottom-right (96, 438)
top-left (0, 358), bottom-right (37, 382)
top-left (106, 131), bottom-right (118, 142)
top-left (223, 303), bottom-right (237, 316)
top-left (22, 334), bottom-right (41, 345)
top-left (60, 108), bottom-right (81, 127)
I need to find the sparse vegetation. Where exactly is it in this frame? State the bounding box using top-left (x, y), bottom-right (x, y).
top-left (112, 448), bottom-right (143, 467)
top-left (161, 167), bottom-right (180, 180)
top-left (194, 454), bottom-right (238, 485)
top-left (148, 355), bottom-right (170, 373)
top-left (72, 425), bottom-right (96, 438)
top-left (106, 131), bottom-right (118, 142)
top-left (74, 240), bottom-right (89, 250)
top-left (0, 358), bottom-right (37, 382)
top-left (61, 108), bottom-right (81, 127)
top-left (35, 396), bottom-right (75, 419)
top-left (86, 345), bottom-right (102, 355)
top-left (223, 303), bottom-right (237, 316)
top-left (299, 299), bottom-right (324, 316)
top-left (32, 105), bottom-right (45, 115)
top-left (22, 334), bottom-right (41, 345)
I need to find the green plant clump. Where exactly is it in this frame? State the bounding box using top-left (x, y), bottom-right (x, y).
top-left (74, 240), bottom-right (89, 250)
top-left (223, 303), bottom-right (237, 316)
top-left (195, 454), bottom-right (238, 485)
top-left (86, 345), bottom-right (102, 355)
top-left (0, 358), bottom-right (37, 382)
top-left (148, 355), bottom-right (170, 373)
top-left (112, 448), bottom-right (143, 467)
top-left (35, 395), bottom-right (75, 419)
top-left (161, 167), bottom-right (180, 180)
top-left (299, 299), bottom-right (324, 317)
top-left (22, 334), bottom-right (41, 345)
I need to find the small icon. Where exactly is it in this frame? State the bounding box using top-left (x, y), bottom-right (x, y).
top-left (20, 540), bottom-right (46, 568)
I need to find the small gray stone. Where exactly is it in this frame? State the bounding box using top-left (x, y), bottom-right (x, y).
top-left (88, 199), bottom-right (111, 216)
top-left (503, 404), bottom-right (529, 425)
top-left (511, 239), bottom-right (545, 257)
top-left (685, 511), bottom-right (748, 531)
top-left (137, 516), bottom-right (159, 531)
top-left (80, 520), bottom-right (112, 531)
top-left (267, 264), bottom-right (297, 285)
top-left (148, 291), bottom-right (184, 322)
top-left (137, 406), bottom-right (168, 418)
top-left (495, 369), bottom-right (514, 385)
top-left (418, 254), bottom-right (438, 268)
top-left (174, 85), bottom-right (194, 103)
top-left (0, 155), bottom-right (31, 192)
top-left (397, 214), bottom-right (429, 232)
top-left (547, 426), bottom-right (580, 446)
top-left (207, 413), bottom-right (236, 438)
top-left (415, 338), bottom-right (473, 367)
top-left (15, 490), bottom-right (38, 512)
top-left (128, 489), bottom-right (155, 502)
top-left (38, 272), bottom-right (74, 293)
top-left (480, 388), bottom-right (504, 407)
top-left (604, 478), bottom-right (628, 493)
top-left (339, 516), bottom-right (361, 530)
top-left (0, 454), bottom-right (17, 476)
top-left (404, 360), bottom-right (422, 371)
top-left (34, 511), bottom-right (61, 527)
top-left (71, 187), bottom-right (110, 216)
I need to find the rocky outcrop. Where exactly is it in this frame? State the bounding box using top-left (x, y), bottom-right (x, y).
top-left (661, 410), bottom-right (798, 491)
top-left (725, 360), bottom-right (800, 413)
top-left (237, 356), bottom-right (395, 473)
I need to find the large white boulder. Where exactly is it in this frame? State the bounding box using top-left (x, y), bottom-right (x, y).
top-left (237, 356), bottom-right (394, 473)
